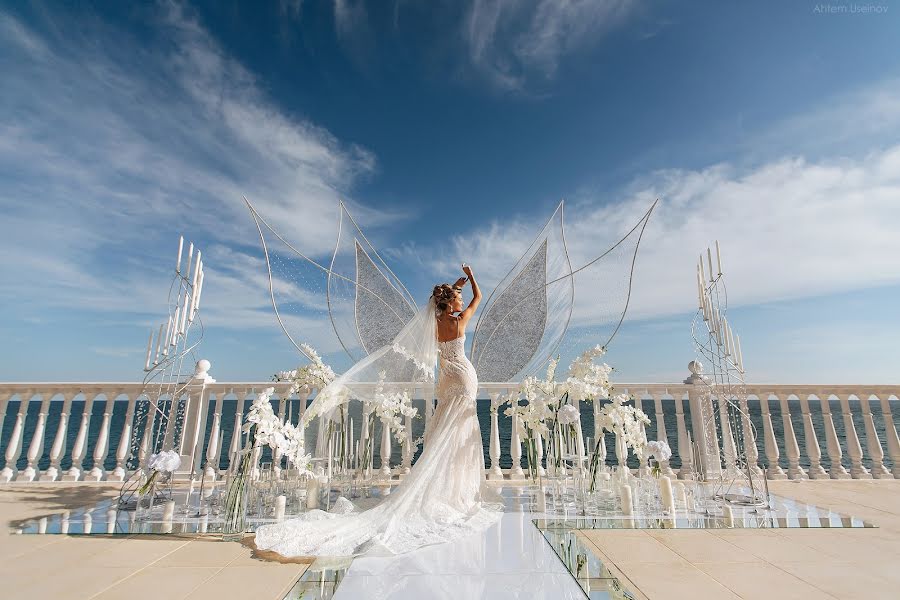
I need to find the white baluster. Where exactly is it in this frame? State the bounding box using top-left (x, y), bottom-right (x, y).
top-left (738, 395), bottom-right (762, 476)
top-left (21, 391), bottom-right (55, 481)
top-left (63, 390), bottom-right (97, 481)
top-left (633, 394), bottom-right (650, 477)
top-left (858, 394), bottom-right (891, 478)
top-left (818, 393), bottom-right (850, 479)
top-left (797, 394), bottom-right (828, 479)
top-left (0, 392), bottom-right (11, 457)
top-left (757, 393), bottom-right (786, 479)
top-left (1, 390), bottom-right (34, 482)
top-left (41, 391), bottom-right (75, 481)
top-left (227, 389), bottom-right (248, 474)
top-left (204, 391), bottom-right (223, 481)
top-left (509, 409), bottom-right (524, 479)
top-left (86, 392), bottom-right (119, 481)
top-left (716, 394), bottom-right (738, 474)
top-left (401, 412), bottom-right (413, 474)
top-left (674, 393), bottom-right (694, 479)
top-left (110, 394), bottom-right (138, 481)
top-left (652, 393), bottom-right (676, 477)
top-left (879, 394), bottom-right (900, 478)
top-left (593, 398), bottom-right (606, 471)
top-left (777, 394), bottom-right (807, 479)
top-left (379, 416), bottom-right (392, 477)
top-left (488, 392), bottom-right (503, 480)
top-left (838, 394), bottom-right (871, 479)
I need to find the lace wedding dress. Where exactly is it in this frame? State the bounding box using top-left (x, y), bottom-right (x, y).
top-left (254, 332), bottom-right (502, 557)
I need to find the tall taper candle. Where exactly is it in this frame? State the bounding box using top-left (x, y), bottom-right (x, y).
top-left (154, 322), bottom-right (165, 364)
top-left (191, 250), bottom-right (202, 290)
top-left (179, 292), bottom-right (190, 334)
top-left (707, 247), bottom-right (714, 281)
top-left (171, 307), bottom-right (180, 345)
top-left (144, 330), bottom-right (153, 370)
top-left (185, 243), bottom-right (194, 282)
top-left (674, 482), bottom-right (687, 508)
top-left (715, 240), bottom-right (723, 276)
top-left (735, 334), bottom-right (744, 372)
top-left (194, 270), bottom-right (204, 312)
top-left (162, 315), bottom-right (172, 355)
top-left (176, 235), bottom-right (184, 274)
top-left (697, 266), bottom-right (704, 309)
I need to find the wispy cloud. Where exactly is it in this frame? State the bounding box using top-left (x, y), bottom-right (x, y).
top-left (463, 0), bottom-right (639, 91)
top-left (0, 3), bottom-right (396, 342)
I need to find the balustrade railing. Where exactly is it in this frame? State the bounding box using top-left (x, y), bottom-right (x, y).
top-left (0, 375), bottom-right (898, 484)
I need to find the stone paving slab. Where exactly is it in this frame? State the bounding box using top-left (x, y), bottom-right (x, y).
top-left (0, 484), bottom-right (307, 600)
top-left (577, 480), bottom-right (900, 600)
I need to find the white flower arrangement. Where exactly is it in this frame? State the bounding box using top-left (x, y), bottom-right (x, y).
top-left (148, 450), bottom-right (181, 473)
top-left (275, 344), bottom-right (337, 395)
top-left (595, 393), bottom-right (650, 460)
top-left (243, 387), bottom-right (313, 476)
top-left (557, 403), bottom-right (581, 426)
top-left (646, 440), bottom-right (672, 462)
top-left (558, 345), bottom-right (612, 402)
top-left (138, 450), bottom-right (181, 495)
top-left (371, 371), bottom-right (419, 443)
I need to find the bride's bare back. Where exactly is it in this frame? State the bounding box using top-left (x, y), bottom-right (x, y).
top-left (435, 264), bottom-right (481, 342)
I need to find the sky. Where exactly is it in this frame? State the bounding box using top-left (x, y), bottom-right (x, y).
top-left (1, 0), bottom-right (899, 384)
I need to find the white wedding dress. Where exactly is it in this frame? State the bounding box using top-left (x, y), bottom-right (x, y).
top-left (254, 333), bottom-right (502, 557)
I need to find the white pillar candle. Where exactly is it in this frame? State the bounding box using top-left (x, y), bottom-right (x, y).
top-left (620, 484), bottom-right (633, 516)
top-left (723, 504), bottom-right (734, 527)
top-left (200, 514), bottom-right (209, 534)
top-left (176, 235), bottom-right (184, 274)
top-left (715, 240), bottom-right (723, 276)
top-left (162, 500), bottom-right (175, 522)
top-left (659, 476), bottom-right (675, 514)
top-left (107, 508), bottom-right (117, 534)
top-left (674, 482), bottom-right (687, 508)
top-left (306, 476), bottom-right (320, 509)
top-left (275, 494), bottom-right (286, 521)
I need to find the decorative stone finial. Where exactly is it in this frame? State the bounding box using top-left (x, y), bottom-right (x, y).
top-left (684, 360), bottom-right (706, 384)
top-left (192, 359), bottom-right (215, 383)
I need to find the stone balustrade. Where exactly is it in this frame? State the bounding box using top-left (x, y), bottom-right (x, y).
top-left (0, 370), bottom-right (897, 484)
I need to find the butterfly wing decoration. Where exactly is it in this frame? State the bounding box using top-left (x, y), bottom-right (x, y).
top-left (246, 195), bottom-right (657, 379)
top-left (470, 202), bottom-right (573, 382)
top-left (470, 199), bottom-right (658, 382)
top-left (245, 197), bottom-right (416, 364)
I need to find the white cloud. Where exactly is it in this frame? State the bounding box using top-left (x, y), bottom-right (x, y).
top-left (420, 145), bottom-right (900, 325)
top-left (463, 0), bottom-right (639, 91)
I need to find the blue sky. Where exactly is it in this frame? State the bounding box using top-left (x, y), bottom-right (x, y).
top-left (1, 0), bottom-right (899, 384)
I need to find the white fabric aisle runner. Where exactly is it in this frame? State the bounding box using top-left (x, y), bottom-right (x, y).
top-left (332, 510), bottom-right (586, 599)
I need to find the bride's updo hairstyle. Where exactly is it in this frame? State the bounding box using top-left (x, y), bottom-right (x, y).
top-left (432, 284), bottom-right (457, 314)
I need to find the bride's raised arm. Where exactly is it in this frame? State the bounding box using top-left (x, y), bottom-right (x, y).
top-left (458, 263), bottom-right (481, 325)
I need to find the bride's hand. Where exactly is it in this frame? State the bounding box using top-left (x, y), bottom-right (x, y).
top-left (453, 276), bottom-right (468, 288)
top-left (462, 263), bottom-right (473, 277)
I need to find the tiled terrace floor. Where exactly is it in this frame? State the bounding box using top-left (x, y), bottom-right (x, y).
top-left (1, 480), bottom-right (898, 599)
top-left (578, 479), bottom-right (900, 600)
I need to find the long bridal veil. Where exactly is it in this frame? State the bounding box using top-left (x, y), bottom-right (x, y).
top-left (301, 297), bottom-right (440, 425)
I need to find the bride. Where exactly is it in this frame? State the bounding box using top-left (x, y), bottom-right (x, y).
top-left (254, 264), bottom-right (503, 557)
